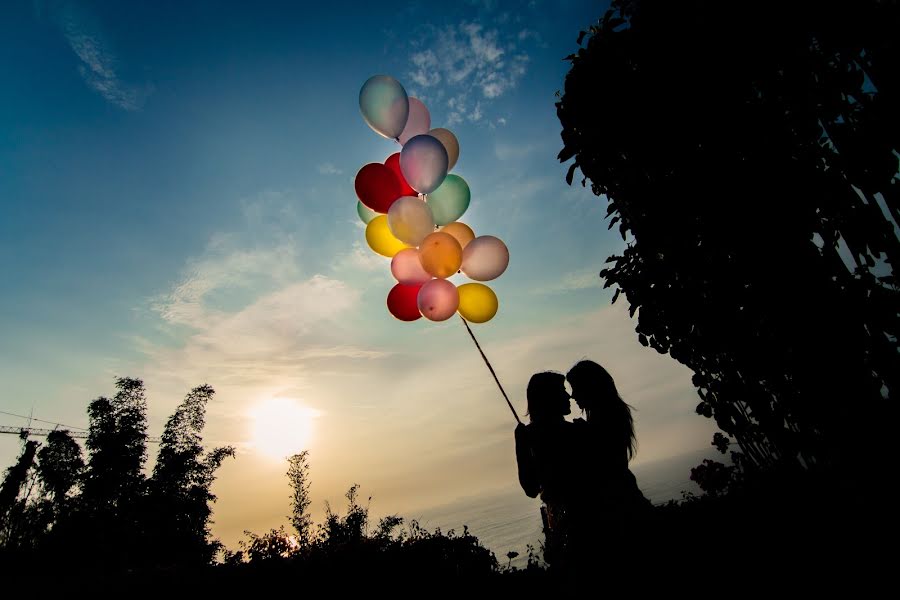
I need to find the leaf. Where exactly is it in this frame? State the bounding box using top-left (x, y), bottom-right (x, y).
top-left (576, 30), bottom-right (588, 46)
top-left (566, 162), bottom-right (578, 185)
top-left (638, 333), bottom-right (648, 346)
top-left (558, 146), bottom-right (576, 163)
top-left (612, 288), bottom-right (621, 304)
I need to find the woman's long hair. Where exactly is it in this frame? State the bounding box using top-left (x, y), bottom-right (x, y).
top-left (566, 360), bottom-right (637, 461)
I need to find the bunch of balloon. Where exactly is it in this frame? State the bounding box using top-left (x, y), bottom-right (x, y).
top-left (355, 75), bottom-right (520, 424)
top-left (355, 75), bottom-right (510, 327)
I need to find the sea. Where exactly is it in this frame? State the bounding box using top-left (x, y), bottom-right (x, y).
top-left (411, 448), bottom-right (720, 569)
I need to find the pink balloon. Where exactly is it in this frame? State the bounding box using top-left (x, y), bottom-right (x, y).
top-left (417, 279), bottom-right (459, 322)
top-left (461, 235), bottom-right (509, 281)
top-left (399, 98), bottom-right (431, 145)
top-left (391, 248), bottom-right (432, 285)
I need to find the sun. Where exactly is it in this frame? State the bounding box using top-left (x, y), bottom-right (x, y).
top-left (249, 398), bottom-right (317, 460)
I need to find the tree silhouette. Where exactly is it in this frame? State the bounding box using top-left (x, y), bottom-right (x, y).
top-left (287, 451), bottom-right (312, 546)
top-left (147, 384), bottom-right (235, 566)
top-left (556, 0), bottom-right (898, 488)
top-left (36, 430), bottom-right (84, 517)
top-left (0, 378), bottom-right (235, 572)
top-left (0, 440), bottom-right (39, 548)
top-left (82, 377), bottom-right (148, 511)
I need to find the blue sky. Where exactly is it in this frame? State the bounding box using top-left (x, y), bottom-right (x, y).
top-left (0, 0), bottom-right (719, 549)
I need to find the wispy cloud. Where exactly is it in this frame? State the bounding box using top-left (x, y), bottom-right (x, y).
top-left (494, 140), bottom-right (543, 162)
top-left (335, 241), bottom-right (389, 273)
top-left (407, 20), bottom-right (531, 124)
top-left (317, 163), bottom-right (344, 176)
top-left (50, 3), bottom-right (151, 110)
top-left (530, 269), bottom-right (603, 295)
top-left (143, 275), bottom-right (376, 392)
top-left (140, 191), bottom-right (386, 405)
top-left (151, 237), bottom-right (302, 328)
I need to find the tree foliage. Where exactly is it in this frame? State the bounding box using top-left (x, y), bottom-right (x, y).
top-left (147, 384), bottom-right (235, 566)
top-left (0, 440), bottom-right (39, 548)
top-left (0, 378), bottom-right (233, 571)
top-left (556, 0), bottom-right (899, 484)
top-left (36, 430), bottom-right (84, 507)
top-left (287, 451), bottom-right (312, 545)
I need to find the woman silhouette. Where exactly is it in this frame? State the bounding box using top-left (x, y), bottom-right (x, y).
top-left (565, 360), bottom-right (651, 565)
top-left (515, 371), bottom-right (578, 568)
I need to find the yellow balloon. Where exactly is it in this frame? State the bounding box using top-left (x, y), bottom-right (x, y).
top-left (366, 215), bottom-right (410, 258)
top-left (418, 231), bottom-right (462, 278)
top-left (457, 283), bottom-right (498, 323)
top-left (440, 221), bottom-right (475, 249)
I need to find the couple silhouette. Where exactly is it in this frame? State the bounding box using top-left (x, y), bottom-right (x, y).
top-left (514, 360), bottom-right (651, 572)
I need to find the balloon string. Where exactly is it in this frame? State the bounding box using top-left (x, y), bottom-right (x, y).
top-left (459, 316), bottom-right (521, 425)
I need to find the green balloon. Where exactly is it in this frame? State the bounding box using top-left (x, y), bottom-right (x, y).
top-left (357, 200), bottom-right (378, 224)
top-left (426, 174), bottom-right (470, 226)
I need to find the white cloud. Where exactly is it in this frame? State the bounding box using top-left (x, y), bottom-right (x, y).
top-left (317, 163), bottom-right (343, 176)
top-left (410, 50), bottom-right (441, 87)
top-left (139, 190), bottom-right (391, 412)
top-left (335, 241), bottom-right (389, 273)
top-left (53, 4), bottom-right (151, 110)
top-left (406, 19), bottom-right (533, 124)
top-left (151, 237), bottom-right (301, 328)
top-left (141, 274), bottom-right (379, 396)
top-left (494, 140), bottom-right (542, 161)
top-left (531, 269), bottom-right (603, 294)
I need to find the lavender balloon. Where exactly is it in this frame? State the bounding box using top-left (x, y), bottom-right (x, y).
top-left (400, 134), bottom-right (449, 195)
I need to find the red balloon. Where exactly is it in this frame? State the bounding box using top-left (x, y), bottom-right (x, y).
top-left (384, 152), bottom-right (418, 197)
top-left (387, 283), bottom-right (423, 321)
top-left (355, 163), bottom-right (403, 213)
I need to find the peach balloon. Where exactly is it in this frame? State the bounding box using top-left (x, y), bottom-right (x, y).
top-left (418, 231), bottom-right (463, 279)
top-left (428, 128), bottom-right (460, 172)
top-left (440, 222), bottom-right (475, 249)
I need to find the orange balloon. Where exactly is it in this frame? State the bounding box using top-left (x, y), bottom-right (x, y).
top-left (418, 231), bottom-right (462, 279)
top-left (440, 222), bottom-right (475, 249)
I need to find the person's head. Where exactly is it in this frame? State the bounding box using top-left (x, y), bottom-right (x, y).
top-left (566, 360), bottom-right (637, 460)
top-left (526, 371), bottom-right (570, 424)
top-left (566, 360), bottom-right (617, 414)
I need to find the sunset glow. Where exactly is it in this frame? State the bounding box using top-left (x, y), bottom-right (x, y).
top-left (249, 398), bottom-right (317, 460)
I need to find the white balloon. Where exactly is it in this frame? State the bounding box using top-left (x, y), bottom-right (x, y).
top-left (387, 196), bottom-right (435, 246)
top-left (461, 235), bottom-right (509, 281)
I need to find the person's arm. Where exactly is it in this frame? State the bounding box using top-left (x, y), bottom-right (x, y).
top-left (515, 424), bottom-right (541, 498)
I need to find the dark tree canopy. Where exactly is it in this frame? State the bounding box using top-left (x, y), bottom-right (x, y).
top-left (147, 384), bottom-right (235, 566)
top-left (36, 430), bottom-right (84, 508)
top-left (0, 378), bottom-right (233, 571)
top-left (557, 0), bottom-right (898, 486)
top-left (0, 440), bottom-right (39, 547)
